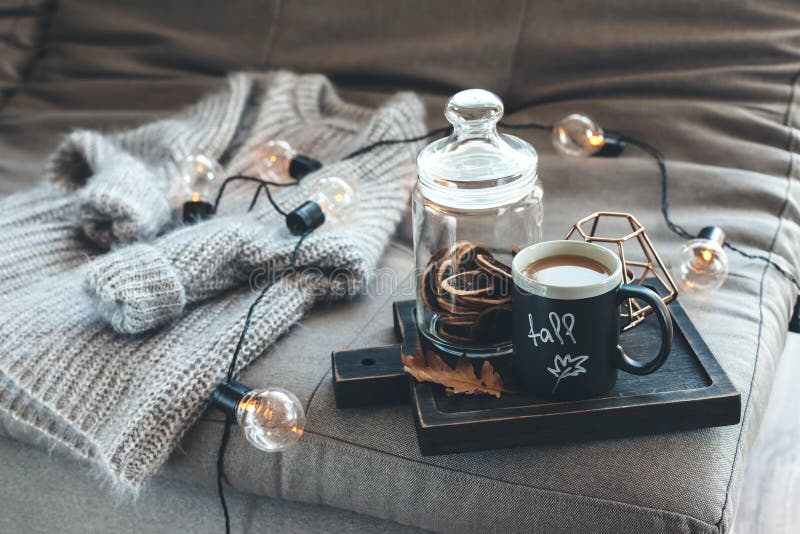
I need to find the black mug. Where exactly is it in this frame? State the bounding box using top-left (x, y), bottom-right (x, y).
top-left (511, 240), bottom-right (673, 400)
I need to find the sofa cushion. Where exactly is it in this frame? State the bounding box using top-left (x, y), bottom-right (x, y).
top-left (1, 1), bottom-right (799, 532)
top-left (0, 436), bottom-right (422, 534)
top-left (3, 84), bottom-right (798, 531)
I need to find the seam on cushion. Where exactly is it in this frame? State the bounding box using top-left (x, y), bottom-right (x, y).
top-left (0, 0), bottom-right (56, 113)
top-left (300, 430), bottom-right (716, 533)
top-left (259, 0), bottom-right (284, 68)
top-left (196, 415), bottom-right (714, 530)
top-left (0, 6), bottom-right (27, 100)
top-left (715, 69), bottom-right (800, 531)
top-left (502, 0), bottom-right (529, 103)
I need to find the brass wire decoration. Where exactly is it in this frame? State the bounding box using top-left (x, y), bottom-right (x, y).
top-left (564, 212), bottom-right (678, 330)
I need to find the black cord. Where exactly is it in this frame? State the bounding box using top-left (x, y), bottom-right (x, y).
top-left (213, 174), bottom-right (297, 216)
top-left (498, 121), bottom-right (551, 132)
top-left (340, 122), bottom-right (549, 162)
top-left (217, 414), bottom-right (233, 533)
top-left (216, 229), bottom-right (314, 534)
top-left (342, 126), bottom-right (450, 160)
top-left (725, 241), bottom-right (800, 290)
top-left (611, 131), bottom-right (800, 291)
top-left (212, 127), bottom-right (455, 532)
top-left (494, 122), bottom-right (800, 290)
top-left (612, 132), bottom-right (694, 241)
top-left (212, 114), bottom-right (800, 534)
top-left (225, 230), bottom-right (313, 381)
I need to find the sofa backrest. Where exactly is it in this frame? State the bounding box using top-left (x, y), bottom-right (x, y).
top-left (3, 0), bottom-right (799, 112)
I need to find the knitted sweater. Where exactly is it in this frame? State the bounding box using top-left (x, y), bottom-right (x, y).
top-left (0, 71), bottom-right (425, 489)
top-left (0, 72), bottom-right (257, 294)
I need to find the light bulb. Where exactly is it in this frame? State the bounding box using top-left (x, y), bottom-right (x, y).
top-left (256, 140), bottom-right (295, 182)
top-left (235, 387), bottom-right (305, 451)
top-left (551, 114), bottom-right (625, 157)
top-left (180, 154), bottom-right (224, 222)
top-left (256, 140), bottom-right (322, 181)
top-left (309, 175), bottom-right (359, 225)
top-left (678, 226), bottom-right (729, 291)
top-left (552, 114), bottom-right (605, 157)
top-left (286, 175), bottom-right (359, 235)
top-left (212, 381), bottom-right (305, 452)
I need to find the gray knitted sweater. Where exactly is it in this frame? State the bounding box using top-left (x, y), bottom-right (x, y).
top-left (0, 71), bottom-right (425, 489)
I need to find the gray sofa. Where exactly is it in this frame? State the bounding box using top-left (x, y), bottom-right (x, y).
top-left (1, 1), bottom-right (799, 532)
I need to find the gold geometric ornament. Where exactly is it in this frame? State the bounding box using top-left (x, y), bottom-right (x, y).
top-left (564, 211), bottom-right (678, 331)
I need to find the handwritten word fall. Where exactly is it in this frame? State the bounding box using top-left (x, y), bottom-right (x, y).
top-left (527, 312), bottom-right (576, 347)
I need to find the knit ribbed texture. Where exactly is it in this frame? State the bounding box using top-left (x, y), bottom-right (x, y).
top-left (85, 79), bottom-right (420, 333)
top-left (0, 71), bottom-right (425, 489)
top-left (86, 244), bottom-right (187, 334)
top-left (0, 73), bottom-right (266, 295)
top-left (45, 72), bottom-right (258, 247)
top-left (0, 184), bottom-right (89, 294)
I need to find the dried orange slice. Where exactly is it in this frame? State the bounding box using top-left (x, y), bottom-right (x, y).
top-left (475, 253), bottom-right (511, 280)
top-left (440, 270), bottom-right (495, 297)
top-left (470, 305), bottom-right (513, 343)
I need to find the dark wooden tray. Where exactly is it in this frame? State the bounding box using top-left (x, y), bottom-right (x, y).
top-left (332, 288), bottom-right (740, 455)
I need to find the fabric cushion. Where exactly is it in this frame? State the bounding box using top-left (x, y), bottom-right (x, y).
top-left (1, 1), bottom-right (800, 532)
top-left (0, 0), bottom-right (52, 105)
top-left (0, 436), bottom-right (421, 533)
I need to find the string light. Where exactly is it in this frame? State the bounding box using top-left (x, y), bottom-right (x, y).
top-left (678, 226), bottom-right (729, 291)
top-left (551, 113), bottom-right (625, 157)
top-left (179, 154), bottom-right (224, 222)
top-left (179, 142), bottom-right (321, 224)
top-left (213, 381), bottom-right (305, 451)
top-left (285, 175), bottom-right (359, 235)
top-left (256, 140), bottom-right (322, 182)
top-left (209, 115), bottom-right (800, 534)
top-left (215, 230), bottom-right (313, 534)
top-left (214, 171), bottom-right (360, 533)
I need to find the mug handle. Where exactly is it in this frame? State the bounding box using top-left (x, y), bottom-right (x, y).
top-left (613, 285), bottom-right (674, 376)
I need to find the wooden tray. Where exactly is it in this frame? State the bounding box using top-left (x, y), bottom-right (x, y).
top-left (332, 288), bottom-right (740, 455)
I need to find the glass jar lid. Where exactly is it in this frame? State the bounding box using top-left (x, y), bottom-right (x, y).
top-left (417, 89), bottom-right (538, 209)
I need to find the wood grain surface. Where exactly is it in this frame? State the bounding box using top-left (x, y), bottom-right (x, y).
top-left (736, 333), bottom-right (800, 533)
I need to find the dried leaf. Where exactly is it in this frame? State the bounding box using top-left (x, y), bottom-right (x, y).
top-left (402, 350), bottom-right (508, 398)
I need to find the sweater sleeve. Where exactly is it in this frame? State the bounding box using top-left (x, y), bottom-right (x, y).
top-left (84, 214), bottom-right (369, 334)
top-left (45, 73), bottom-right (257, 248)
top-left (0, 74), bottom-right (261, 294)
top-left (84, 88), bottom-right (426, 334)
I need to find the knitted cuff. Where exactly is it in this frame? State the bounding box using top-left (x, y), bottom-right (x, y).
top-left (47, 131), bottom-right (172, 248)
top-left (85, 244), bottom-right (186, 334)
top-left (77, 152), bottom-right (171, 247)
top-left (44, 74), bottom-right (257, 249)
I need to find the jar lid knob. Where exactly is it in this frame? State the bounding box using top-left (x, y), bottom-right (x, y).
top-left (445, 89), bottom-right (504, 133)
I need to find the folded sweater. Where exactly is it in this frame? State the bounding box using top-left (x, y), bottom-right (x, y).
top-left (0, 71), bottom-right (425, 489)
top-left (0, 72), bottom-right (257, 294)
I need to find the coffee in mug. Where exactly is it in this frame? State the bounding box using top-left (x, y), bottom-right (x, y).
top-left (511, 240), bottom-right (673, 400)
top-left (522, 254), bottom-right (611, 286)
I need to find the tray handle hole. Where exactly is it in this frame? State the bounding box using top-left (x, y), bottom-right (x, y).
top-left (361, 357), bottom-right (376, 366)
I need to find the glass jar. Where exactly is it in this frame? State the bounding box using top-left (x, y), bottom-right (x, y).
top-left (413, 89), bottom-right (543, 358)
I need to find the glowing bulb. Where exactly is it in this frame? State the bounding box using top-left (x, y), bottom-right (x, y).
top-left (285, 175), bottom-right (359, 235)
top-left (235, 387), bottom-right (305, 452)
top-left (180, 154), bottom-right (223, 203)
top-left (309, 175), bottom-right (359, 225)
top-left (179, 154), bottom-right (223, 221)
top-left (255, 140), bottom-right (322, 181)
top-left (552, 114), bottom-right (606, 157)
top-left (678, 226), bottom-right (729, 291)
top-left (256, 140), bottom-right (296, 182)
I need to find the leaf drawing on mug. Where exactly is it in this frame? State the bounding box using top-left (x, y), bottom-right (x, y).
top-left (547, 354), bottom-right (589, 393)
